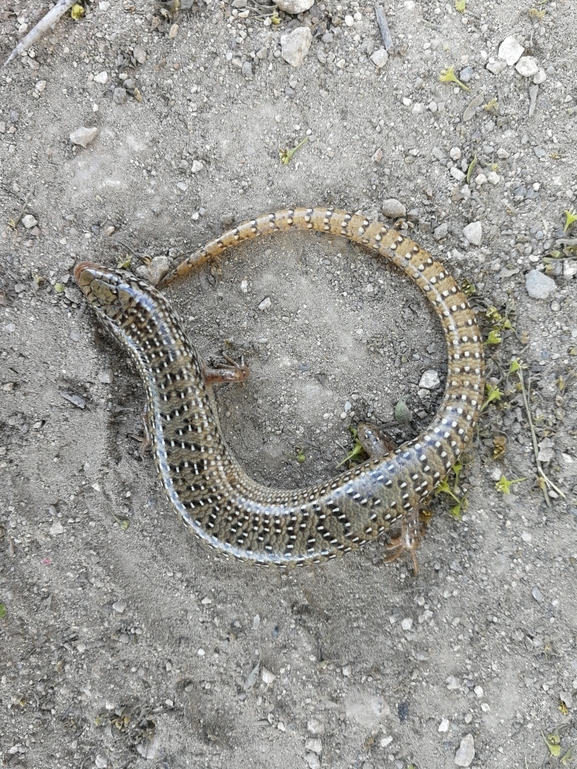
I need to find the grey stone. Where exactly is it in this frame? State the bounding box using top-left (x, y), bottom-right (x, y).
top-left (136, 257), bottom-right (170, 286)
top-left (516, 56), bottom-right (539, 77)
top-left (70, 126), bottom-right (98, 147)
top-left (381, 198), bottom-right (405, 218)
top-left (281, 27), bottom-right (312, 67)
top-left (498, 36), bottom-right (524, 66)
top-left (463, 221), bottom-right (483, 245)
top-left (454, 733), bottom-right (475, 766)
top-left (434, 222), bottom-right (449, 241)
top-left (276, 0), bottom-right (314, 13)
top-left (525, 270), bottom-right (556, 299)
top-left (133, 45), bottom-right (147, 63)
top-left (113, 87), bottom-right (128, 104)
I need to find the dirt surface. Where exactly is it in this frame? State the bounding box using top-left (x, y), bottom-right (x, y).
top-left (1, 1), bottom-right (577, 767)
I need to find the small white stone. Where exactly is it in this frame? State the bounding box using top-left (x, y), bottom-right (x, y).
top-left (22, 214), bottom-right (38, 229)
top-left (112, 600), bottom-right (126, 613)
top-left (498, 36), bottom-right (524, 66)
top-left (240, 279), bottom-right (249, 293)
top-left (521, 531), bottom-right (532, 543)
top-left (487, 171), bottom-right (500, 185)
top-left (305, 738), bottom-right (322, 754)
top-left (70, 126), bottom-right (98, 147)
top-left (35, 80), bottom-right (46, 92)
top-left (419, 370), bottom-right (441, 390)
top-left (50, 520), bottom-right (64, 535)
top-left (275, 0), bottom-right (314, 13)
top-left (344, 14), bottom-right (354, 25)
top-left (261, 667), bottom-right (276, 685)
top-left (439, 718), bottom-right (450, 733)
top-left (191, 160), bottom-right (204, 173)
top-left (94, 71), bottom-right (108, 84)
top-left (281, 27), bottom-right (312, 67)
top-left (533, 68), bottom-right (547, 84)
top-left (449, 146), bottom-right (462, 160)
top-left (258, 297), bottom-right (272, 311)
top-left (463, 221), bottom-right (483, 245)
top-left (370, 48), bottom-right (389, 69)
top-left (450, 167), bottom-right (466, 182)
top-left (455, 733), bottom-right (475, 767)
top-left (401, 617), bottom-right (413, 631)
top-left (486, 59), bottom-right (506, 75)
top-left (515, 56), bottom-right (539, 77)
top-left (475, 173), bottom-right (488, 186)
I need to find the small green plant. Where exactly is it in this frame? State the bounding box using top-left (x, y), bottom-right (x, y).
top-left (455, 0), bottom-right (466, 11)
top-left (439, 65), bottom-right (470, 92)
top-left (437, 461), bottom-right (468, 518)
top-left (563, 209), bottom-right (577, 234)
top-left (279, 137), bottom-right (308, 165)
top-left (337, 428), bottom-right (366, 467)
top-left (495, 475), bottom-right (526, 494)
top-left (466, 156), bottom-right (477, 184)
top-left (481, 383), bottom-right (503, 411)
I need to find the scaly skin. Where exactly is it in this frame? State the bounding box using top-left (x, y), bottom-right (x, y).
top-left (75, 207), bottom-right (484, 567)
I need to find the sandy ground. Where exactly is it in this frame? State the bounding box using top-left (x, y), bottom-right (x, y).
top-left (1, 1), bottom-right (577, 767)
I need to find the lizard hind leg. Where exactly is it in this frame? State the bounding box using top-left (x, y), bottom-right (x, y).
top-left (356, 422), bottom-right (424, 574)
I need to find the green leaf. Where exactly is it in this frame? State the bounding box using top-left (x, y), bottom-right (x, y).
top-left (466, 156), bottom-right (477, 184)
top-left (0, 604), bottom-right (6, 619)
top-left (542, 732), bottom-right (562, 758)
top-left (495, 475), bottom-right (526, 494)
top-left (439, 65), bottom-right (470, 92)
top-left (563, 209), bottom-right (577, 234)
top-left (485, 329), bottom-right (502, 345)
top-left (455, 0), bottom-right (466, 11)
top-left (54, 283), bottom-right (66, 293)
top-left (481, 383), bottom-right (503, 411)
top-left (279, 137), bottom-right (308, 165)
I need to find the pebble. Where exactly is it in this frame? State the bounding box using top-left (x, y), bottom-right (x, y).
top-left (381, 198), bottom-right (405, 218)
top-left (531, 586), bottom-right (544, 603)
top-left (22, 214), bottom-right (38, 229)
top-left (136, 256), bottom-right (170, 286)
top-left (515, 56), bottom-right (539, 78)
top-left (95, 755), bottom-right (107, 769)
top-left (370, 48), bottom-right (389, 69)
top-left (459, 66), bottom-right (472, 83)
top-left (258, 297), bottom-right (272, 311)
top-left (35, 80), bottom-right (46, 93)
top-left (463, 221), bottom-right (483, 246)
top-left (498, 36), bottom-right (524, 66)
top-left (50, 520), bottom-right (64, 536)
top-left (450, 167), bottom-right (465, 182)
top-left (70, 126), bottom-right (98, 147)
top-left (434, 222), bottom-right (449, 240)
top-left (133, 45), bottom-right (147, 64)
top-left (454, 733), bottom-right (475, 767)
top-left (281, 27), bottom-right (312, 67)
top-left (305, 738), bottom-right (322, 754)
top-left (261, 667), bottom-right (276, 684)
top-left (394, 400), bottom-right (411, 424)
top-left (94, 71), bottom-right (108, 84)
top-left (439, 718), bottom-right (450, 732)
top-left (113, 87), bottom-right (128, 104)
top-left (533, 69), bottom-right (547, 84)
top-left (486, 59), bottom-right (506, 75)
top-left (276, 0), bottom-right (314, 13)
top-left (242, 61), bottom-right (253, 78)
top-left (449, 147), bottom-right (461, 160)
top-left (525, 270), bottom-right (556, 299)
top-left (305, 754), bottom-right (320, 769)
top-left (419, 370), bottom-right (440, 390)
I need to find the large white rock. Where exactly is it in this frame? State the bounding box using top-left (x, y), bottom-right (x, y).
top-left (276, 0), bottom-right (314, 13)
top-left (498, 36), bottom-right (524, 66)
top-left (281, 27), bottom-right (312, 67)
